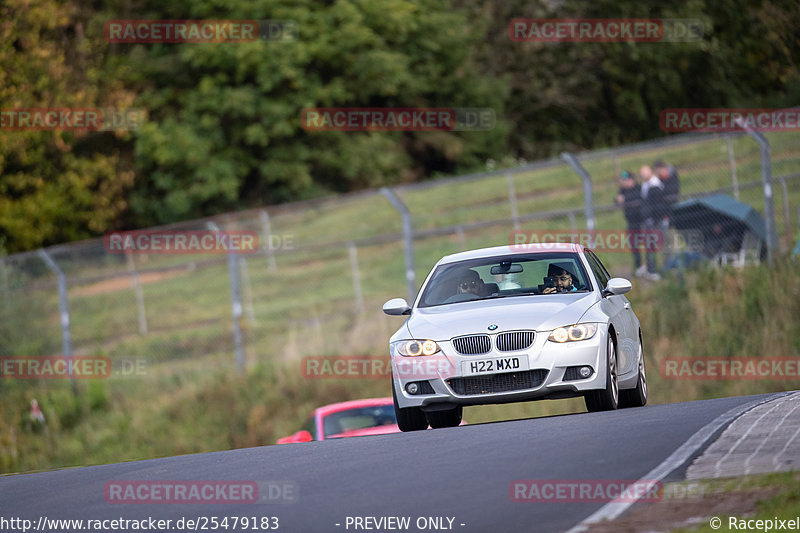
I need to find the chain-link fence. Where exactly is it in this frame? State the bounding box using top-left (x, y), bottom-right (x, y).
top-left (1, 130), bottom-right (799, 376)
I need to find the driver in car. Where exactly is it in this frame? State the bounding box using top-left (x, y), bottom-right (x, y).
top-left (543, 263), bottom-right (579, 294)
top-left (457, 269), bottom-right (486, 296)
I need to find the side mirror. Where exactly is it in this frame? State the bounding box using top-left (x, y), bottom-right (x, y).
top-left (603, 277), bottom-right (632, 296)
top-left (383, 298), bottom-right (411, 316)
top-left (276, 429), bottom-right (313, 444)
top-left (294, 430), bottom-right (313, 443)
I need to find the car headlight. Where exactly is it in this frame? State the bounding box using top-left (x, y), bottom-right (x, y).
top-left (548, 323), bottom-right (599, 343)
top-left (392, 340), bottom-right (441, 356)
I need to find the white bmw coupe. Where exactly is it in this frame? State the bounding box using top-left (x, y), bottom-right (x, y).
top-left (382, 243), bottom-right (647, 431)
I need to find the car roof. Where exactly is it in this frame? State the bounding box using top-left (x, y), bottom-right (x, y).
top-left (316, 397), bottom-right (393, 417)
top-left (438, 243), bottom-right (585, 265)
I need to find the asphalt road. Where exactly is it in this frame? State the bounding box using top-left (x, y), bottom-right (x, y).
top-left (0, 393), bottom-right (781, 533)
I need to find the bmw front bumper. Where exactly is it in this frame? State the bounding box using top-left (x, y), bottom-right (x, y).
top-left (392, 329), bottom-right (611, 410)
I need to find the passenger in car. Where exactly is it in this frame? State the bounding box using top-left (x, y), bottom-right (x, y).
top-left (543, 263), bottom-right (579, 294)
top-left (457, 269), bottom-right (486, 296)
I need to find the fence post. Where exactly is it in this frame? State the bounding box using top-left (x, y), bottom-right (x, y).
top-left (456, 226), bottom-right (467, 250)
top-left (380, 187), bottom-right (416, 305)
top-left (348, 242), bottom-right (364, 313)
top-left (207, 222), bottom-right (245, 376)
top-left (260, 210), bottom-right (277, 272)
top-left (37, 249), bottom-right (76, 393)
top-left (726, 136), bottom-right (739, 200)
top-left (733, 120), bottom-right (778, 263)
top-left (126, 251), bottom-right (148, 335)
top-left (506, 171), bottom-right (520, 231)
top-left (239, 257), bottom-right (257, 327)
top-left (560, 152), bottom-right (596, 230)
top-left (0, 258), bottom-right (7, 306)
top-left (780, 177), bottom-right (791, 252)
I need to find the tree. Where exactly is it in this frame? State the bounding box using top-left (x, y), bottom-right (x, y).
top-left (125, 0), bottom-right (507, 225)
top-left (0, 0), bottom-right (136, 253)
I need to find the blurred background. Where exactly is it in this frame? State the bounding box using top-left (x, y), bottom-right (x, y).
top-left (1, 0), bottom-right (799, 472)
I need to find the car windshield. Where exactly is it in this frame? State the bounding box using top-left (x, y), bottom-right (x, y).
top-left (322, 405), bottom-right (397, 438)
top-left (417, 253), bottom-right (591, 308)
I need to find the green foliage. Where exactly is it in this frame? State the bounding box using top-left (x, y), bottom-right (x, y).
top-left (126, 0), bottom-right (507, 225)
top-left (457, 0), bottom-right (800, 158)
top-left (0, 0), bottom-right (136, 252)
top-left (2, 0), bottom-right (799, 248)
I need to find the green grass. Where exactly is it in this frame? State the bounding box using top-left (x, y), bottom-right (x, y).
top-left (666, 471), bottom-right (800, 533)
top-left (1, 132), bottom-right (799, 472)
top-left (1, 258), bottom-right (799, 473)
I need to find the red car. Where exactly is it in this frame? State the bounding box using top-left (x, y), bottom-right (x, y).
top-left (277, 398), bottom-right (400, 443)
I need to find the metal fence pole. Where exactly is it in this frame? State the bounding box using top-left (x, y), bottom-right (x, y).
top-left (506, 172), bottom-right (520, 231)
top-left (560, 153), bottom-right (596, 230)
top-left (734, 120), bottom-right (778, 263)
top-left (0, 258), bottom-right (7, 306)
top-left (126, 251), bottom-right (148, 335)
top-left (239, 257), bottom-right (257, 327)
top-left (348, 242), bottom-right (364, 313)
top-left (456, 226), bottom-right (467, 250)
top-left (380, 187), bottom-right (416, 305)
top-left (260, 210), bottom-right (277, 272)
top-left (37, 249), bottom-right (76, 392)
top-left (726, 136), bottom-right (740, 200)
top-left (780, 178), bottom-right (791, 252)
top-left (207, 222), bottom-right (245, 375)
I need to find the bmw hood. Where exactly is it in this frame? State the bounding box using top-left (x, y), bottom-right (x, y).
top-left (405, 293), bottom-right (598, 340)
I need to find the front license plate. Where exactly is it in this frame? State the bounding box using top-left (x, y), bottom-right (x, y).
top-left (461, 356), bottom-right (529, 376)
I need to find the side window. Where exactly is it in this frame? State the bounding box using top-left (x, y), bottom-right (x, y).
top-left (301, 416), bottom-right (316, 440)
top-left (585, 252), bottom-right (610, 290)
top-left (593, 252), bottom-right (613, 282)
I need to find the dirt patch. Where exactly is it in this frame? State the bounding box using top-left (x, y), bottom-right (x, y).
top-left (72, 270), bottom-right (186, 297)
top-left (584, 484), bottom-right (782, 533)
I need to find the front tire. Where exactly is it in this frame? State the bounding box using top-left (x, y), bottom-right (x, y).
top-left (619, 334), bottom-right (647, 408)
top-left (392, 377), bottom-right (428, 431)
top-left (585, 332), bottom-right (619, 412)
top-left (426, 405), bottom-right (463, 428)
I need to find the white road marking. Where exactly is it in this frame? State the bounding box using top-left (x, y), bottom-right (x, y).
top-left (772, 405), bottom-right (800, 471)
top-left (744, 395), bottom-right (800, 474)
top-left (565, 392), bottom-right (794, 533)
top-left (712, 398), bottom-right (784, 477)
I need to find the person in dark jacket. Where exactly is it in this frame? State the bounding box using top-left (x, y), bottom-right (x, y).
top-left (653, 161), bottom-right (680, 270)
top-left (641, 166), bottom-right (666, 280)
top-left (654, 160), bottom-right (680, 206)
top-left (615, 170), bottom-right (643, 275)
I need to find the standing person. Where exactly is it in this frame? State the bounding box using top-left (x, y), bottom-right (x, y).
top-left (654, 161), bottom-right (680, 268)
top-left (654, 160), bottom-right (680, 206)
top-left (640, 165), bottom-right (666, 281)
top-left (615, 170), bottom-right (644, 277)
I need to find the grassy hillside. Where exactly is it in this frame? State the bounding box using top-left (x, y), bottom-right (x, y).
top-left (2, 258), bottom-right (798, 473)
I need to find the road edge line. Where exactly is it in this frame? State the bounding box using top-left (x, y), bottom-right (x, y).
top-left (565, 391), bottom-right (797, 533)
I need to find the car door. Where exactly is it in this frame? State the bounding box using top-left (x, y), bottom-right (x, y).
top-left (584, 251), bottom-right (637, 375)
